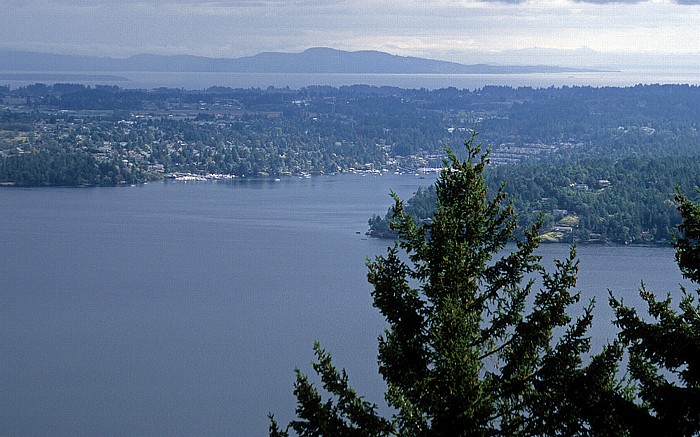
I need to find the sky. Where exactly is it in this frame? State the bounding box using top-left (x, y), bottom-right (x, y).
top-left (1, 0), bottom-right (698, 69)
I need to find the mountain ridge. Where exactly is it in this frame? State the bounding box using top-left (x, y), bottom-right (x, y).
top-left (0, 47), bottom-right (601, 74)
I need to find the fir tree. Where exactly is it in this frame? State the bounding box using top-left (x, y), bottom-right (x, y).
top-left (272, 134), bottom-right (628, 436)
top-left (610, 190), bottom-right (700, 436)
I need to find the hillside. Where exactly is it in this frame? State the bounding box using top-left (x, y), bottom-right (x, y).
top-left (0, 48), bottom-right (596, 74)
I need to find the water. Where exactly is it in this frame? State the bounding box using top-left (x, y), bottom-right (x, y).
top-left (2, 69), bottom-right (699, 90)
top-left (0, 175), bottom-right (691, 436)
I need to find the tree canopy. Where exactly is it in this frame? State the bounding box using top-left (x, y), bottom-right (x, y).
top-left (270, 134), bottom-right (648, 436)
top-left (609, 190), bottom-right (700, 436)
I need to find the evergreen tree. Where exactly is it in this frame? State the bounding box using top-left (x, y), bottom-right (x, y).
top-left (610, 191), bottom-right (700, 436)
top-left (271, 134), bottom-right (628, 436)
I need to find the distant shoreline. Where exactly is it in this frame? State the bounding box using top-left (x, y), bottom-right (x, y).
top-left (2, 71), bottom-right (695, 92)
top-left (0, 73), bottom-right (130, 82)
top-left (0, 47), bottom-right (605, 75)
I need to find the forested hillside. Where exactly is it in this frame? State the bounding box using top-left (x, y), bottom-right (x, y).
top-left (369, 156), bottom-right (700, 245)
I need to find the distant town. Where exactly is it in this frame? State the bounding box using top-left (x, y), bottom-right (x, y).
top-left (0, 83), bottom-right (635, 185)
top-left (2, 82), bottom-right (700, 245)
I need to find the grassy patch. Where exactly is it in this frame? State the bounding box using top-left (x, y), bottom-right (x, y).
top-left (558, 215), bottom-right (579, 227)
top-left (540, 231), bottom-right (565, 243)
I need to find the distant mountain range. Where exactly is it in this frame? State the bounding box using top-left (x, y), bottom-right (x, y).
top-left (0, 47), bottom-right (600, 74)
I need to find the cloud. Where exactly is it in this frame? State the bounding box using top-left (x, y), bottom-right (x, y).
top-left (55, 0), bottom-right (346, 5)
top-left (0, 0), bottom-right (698, 65)
top-left (571, 0), bottom-right (698, 3)
top-left (571, 0), bottom-right (645, 3)
top-left (568, 0), bottom-right (697, 3)
top-left (569, 0), bottom-right (700, 6)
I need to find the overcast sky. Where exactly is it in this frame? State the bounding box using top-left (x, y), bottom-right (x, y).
top-left (1, 0), bottom-right (698, 68)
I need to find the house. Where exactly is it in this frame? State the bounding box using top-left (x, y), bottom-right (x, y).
top-left (570, 183), bottom-right (589, 191)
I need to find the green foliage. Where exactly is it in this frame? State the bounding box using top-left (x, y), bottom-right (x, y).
top-left (675, 190), bottom-right (700, 283)
top-left (0, 149), bottom-right (141, 186)
top-left (369, 156), bottom-right (700, 245)
top-left (269, 342), bottom-right (394, 437)
top-left (3, 83), bottom-right (700, 186)
top-left (274, 134), bottom-right (629, 435)
top-left (610, 191), bottom-right (700, 436)
top-left (367, 186), bottom-right (436, 239)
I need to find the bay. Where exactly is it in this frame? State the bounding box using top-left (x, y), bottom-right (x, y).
top-left (0, 174), bottom-right (691, 436)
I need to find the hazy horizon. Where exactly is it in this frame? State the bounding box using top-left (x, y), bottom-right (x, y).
top-left (1, 0), bottom-right (698, 71)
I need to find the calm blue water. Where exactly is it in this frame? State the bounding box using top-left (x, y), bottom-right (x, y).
top-left (2, 69), bottom-right (699, 90)
top-left (0, 174), bottom-right (691, 436)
